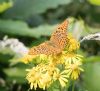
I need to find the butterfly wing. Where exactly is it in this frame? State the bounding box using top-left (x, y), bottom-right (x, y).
top-left (28, 41), bottom-right (61, 55)
top-left (28, 19), bottom-right (69, 55)
top-left (50, 19), bottom-right (69, 49)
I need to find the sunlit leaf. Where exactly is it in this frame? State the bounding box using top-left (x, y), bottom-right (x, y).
top-left (0, 0), bottom-right (13, 13)
top-left (88, 0), bottom-right (100, 6)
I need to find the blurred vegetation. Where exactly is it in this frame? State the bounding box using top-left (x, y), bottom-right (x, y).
top-left (0, 0), bottom-right (100, 91)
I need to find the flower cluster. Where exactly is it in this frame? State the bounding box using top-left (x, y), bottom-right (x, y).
top-left (22, 33), bottom-right (83, 90)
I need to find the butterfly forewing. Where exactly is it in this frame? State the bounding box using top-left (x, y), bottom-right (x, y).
top-left (50, 19), bottom-right (69, 49)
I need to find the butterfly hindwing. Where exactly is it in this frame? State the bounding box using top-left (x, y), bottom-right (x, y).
top-left (28, 41), bottom-right (61, 55)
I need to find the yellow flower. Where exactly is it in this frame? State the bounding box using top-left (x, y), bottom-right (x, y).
top-left (0, 1), bottom-right (13, 13)
top-left (65, 61), bottom-right (84, 80)
top-left (26, 67), bottom-right (41, 90)
top-left (53, 68), bottom-right (69, 87)
top-left (65, 34), bottom-right (80, 52)
top-left (26, 64), bottom-right (53, 90)
top-left (38, 54), bottom-right (52, 63)
top-left (49, 55), bottom-right (65, 66)
top-left (39, 54), bottom-right (48, 60)
top-left (21, 54), bottom-right (52, 64)
top-left (39, 72), bottom-right (52, 90)
top-left (21, 54), bottom-right (37, 64)
top-left (62, 53), bottom-right (83, 64)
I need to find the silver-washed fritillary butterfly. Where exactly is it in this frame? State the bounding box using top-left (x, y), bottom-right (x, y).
top-left (28, 19), bottom-right (69, 55)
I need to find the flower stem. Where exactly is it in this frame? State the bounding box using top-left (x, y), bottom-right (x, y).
top-left (72, 82), bottom-right (75, 91)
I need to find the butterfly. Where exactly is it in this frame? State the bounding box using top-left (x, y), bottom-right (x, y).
top-left (28, 19), bottom-right (69, 55)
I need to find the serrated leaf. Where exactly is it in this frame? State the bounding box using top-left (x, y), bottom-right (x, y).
top-left (0, 20), bottom-right (56, 38)
top-left (3, 0), bottom-right (72, 19)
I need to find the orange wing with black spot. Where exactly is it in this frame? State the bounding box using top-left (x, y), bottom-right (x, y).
top-left (28, 19), bottom-right (69, 55)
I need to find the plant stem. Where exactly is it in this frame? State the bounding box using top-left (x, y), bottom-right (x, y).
top-left (72, 82), bottom-right (75, 91)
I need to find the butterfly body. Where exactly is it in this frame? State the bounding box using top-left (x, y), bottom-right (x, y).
top-left (28, 19), bottom-right (69, 55)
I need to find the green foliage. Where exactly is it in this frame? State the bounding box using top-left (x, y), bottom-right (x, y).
top-left (85, 26), bottom-right (100, 34)
top-left (1, 19), bottom-right (99, 39)
top-left (0, 48), bottom-right (14, 63)
top-left (0, 20), bottom-right (55, 38)
top-left (3, 0), bottom-right (72, 19)
top-left (88, 0), bottom-right (100, 6)
top-left (3, 67), bottom-right (27, 83)
top-left (83, 61), bottom-right (100, 91)
top-left (84, 56), bottom-right (100, 63)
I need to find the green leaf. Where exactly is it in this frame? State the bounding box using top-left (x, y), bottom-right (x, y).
top-left (4, 67), bottom-right (26, 77)
top-left (3, 0), bottom-right (72, 19)
top-left (47, 81), bottom-right (60, 91)
top-left (6, 76), bottom-right (26, 84)
top-left (0, 87), bottom-right (6, 91)
top-left (83, 56), bottom-right (100, 63)
top-left (85, 25), bottom-right (100, 34)
top-left (0, 20), bottom-right (56, 38)
top-left (3, 67), bottom-right (27, 83)
top-left (0, 48), bottom-right (14, 55)
top-left (88, 0), bottom-right (100, 6)
top-left (0, 0), bottom-right (13, 13)
top-left (0, 48), bottom-right (14, 63)
top-left (83, 62), bottom-right (100, 91)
